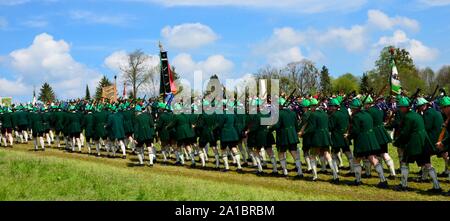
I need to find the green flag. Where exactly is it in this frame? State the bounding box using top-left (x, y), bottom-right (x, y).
top-left (390, 57), bottom-right (402, 95)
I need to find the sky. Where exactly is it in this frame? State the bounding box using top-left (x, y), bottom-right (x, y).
top-left (1, 0), bottom-right (449, 102)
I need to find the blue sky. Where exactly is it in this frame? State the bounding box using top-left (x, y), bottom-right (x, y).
top-left (1, 0), bottom-right (449, 102)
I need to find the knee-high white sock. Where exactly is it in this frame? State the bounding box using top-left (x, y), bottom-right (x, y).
top-left (184, 148), bottom-right (190, 160)
top-left (427, 167), bottom-right (441, 190)
top-left (320, 156), bottom-right (327, 171)
top-left (311, 158), bottom-right (318, 180)
top-left (329, 157), bottom-right (338, 179)
top-left (2, 137), bottom-right (6, 147)
top-left (203, 147), bottom-right (209, 162)
top-left (222, 154), bottom-right (229, 170)
top-left (345, 151), bottom-right (354, 172)
top-left (199, 152), bottom-right (206, 167)
top-left (136, 147), bottom-right (144, 164)
top-left (24, 131), bottom-right (29, 142)
top-left (179, 151), bottom-right (185, 164)
top-left (280, 158), bottom-right (288, 175)
top-left (34, 138), bottom-right (38, 150)
top-left (255, 156), bottom-right (263, 172)
top-left (162, 150), bottom-right (168, 162)
top-left (304, 152), bottom-right (312, 171)
top-left (250, 152), bottom-right (257, 166)
top-left (8, 134), bottom-right (13, 146)
top-left (235, 153), bottom-right (242, 169)
top-left (76, 138), bottom-right (82, 151)
top-left (56, 136), bottom-right (61, 148)
top-left (190, 151), bottom-right (196, 165)
top-left (19, 133), bottom-right (24, 143)
top-left (374, 163), bottom-right (386, 182)
top-left (337, 152), bottom-right (344, 167)
top-left (260, 148), bottom-right (267, 162)
top-left (80, 133), bottom-right (85, 146)
top-left (39, 137), bottom-right (45, 149)
top-left (364, 159), bottom-right (371, 176)
top-left (49, 130), bottom-right (54, 142)
top-left (385, 158), bottom-right (396, 176)
top-left (231, 152), bottom-right (237, 164)
top-left (238, 142), bottom-right (247, 160)
top-left (214, 153), bottom-right (220, 168)
top-left (271, 156), bottom-right (278, 172)
top-left (294, 158), bottom-right (303, 176)
top-left (119, 140), bottom-right (126, 156)
top-left (400, 164), bottom-right (409, 188)
top-left (96, 142), bottom-right (101, 156)
top-left (149, 148), bottom-right (155, 165)
top-left (354, 163), bottom-right (362, 183)
top-left (87, 142), bottom-right (92, 154)
top-left (46, 134), bottom-right (51, 146)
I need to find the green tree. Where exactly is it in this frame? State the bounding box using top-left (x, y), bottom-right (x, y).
top-left (319, 66), bottom-right (332, 96)
top-left (436, 65), bottom-right (450, 92)
top-left (85, 85), bottom-right (91, 100)
top-left (95, 75), bottom-right (112, 100)
top-left (38, 82), bottom-right (56, 104)
top-left (418, 67), bottom-right (437, 95)
top-left (332, 73), bottom-right (359, 94)
top-left (368, 46), bottom-right (424, 96)
top-left (360, 73), bottom-right (370, 94)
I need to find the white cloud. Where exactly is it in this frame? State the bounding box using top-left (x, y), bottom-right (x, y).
top-left (267, 47), bottom-right (304, 67)
top-left (7, 33), bottom-right (102, 100)
top-left (319, 25), bottom-right (367, 52)
top-left (0, 77), bottom-right (28, 97)
top-left (419, 0), bottom-right (450, 6)
top-left (146, 0), bottom-right (367, 13)
top-left (69, 10), bottom-right (134, 26)
top-left (172, 53), bottom-right (234, 81)
top-left (368, 9), bottom-right (420, 32)
top-left (161, 23), bottom-right (219, 50)
top-left (22, 19), bottom-right (48, 28)
top-left (0, 17), bottom-right (8, 30)
top-left (375, 30), bottom-right (439, 63)
top-left (104, 50), bottom-right (160, 72)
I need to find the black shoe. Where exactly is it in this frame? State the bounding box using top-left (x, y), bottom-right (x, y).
top-left (331, 178), bottom-right (340, 184)
top-left (311, 177), bottom-right (318, 182)
top-left (242, 162), bottom-right (248, 167)
top-left (174, 161), bottom-right (182, 166)
top-left (222, 169), bottom-right (230, 173)
top-left (136, 164), bottom-right (145, 167)
top-left (426, 188), bottom-right (443, 194)
top-left (362, 174), bottom-right (372, 178)
top-left (343, 172), bottom-right (354, 177)
top-left (122, 156), bottom-right (127, 159)
top-left (377, 181), bottom-right (389, 189)
top-left (387, 175), bottom-right (396, 180)
top-left (236, 168), bottom-right (244, 173)
top-left (438, 172), bottom-right (448, 178)
top-left (190, 164), bottom-right (196, 168)
top-left (148, 163), bottom-right (154, 167)
top-left (256, 171), bottom-right (265, 176)
top-left (394, 185), bottom-right (409, 192)
top-left (271, 171), bottom-right (279, 177)
top-left (294, 174), bottom-right (304, 180)
top-left (351, 180), bottom-right (363, 186)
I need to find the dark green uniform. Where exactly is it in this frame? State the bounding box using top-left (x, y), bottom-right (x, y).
top-left (272, 108), bottom-right (300, 152)
top-left (0, 111), bottom-right (13, 132)
top-left (121, 110), bottom-right (134, 136)
top-left (53, 111), bottom-right (65, 134)
top-left (29, 112), bottom-right (44, 136)
top-left (300, 111), bottom-right (311, 151)
top-left (167, 113), bottom-right (195, 145)
top-left (246, 113), bottom-right (259, 148)
top-left (42, 111), bottom-right (51, 133)
top-left (106, 113), bottom-right (125, 140)
top-left (329, 109), bottom-right (349, 151)
top-left (350, 110), bottom-right (380, 158)
top-left (367, 106), bottom-right (392, 153)
top-left (218, 113), bottom-right (239, 149)
top-left (82, 112), bottom-right (95, 140)
top-left (93, 110), bottom-right (109, 140)
top-left (67, 112), bottom-right (82, 137)
top-left (304, 109), bottom-right (331, 148)
top-left (133, 112), bottom-right (155, 146)
top-left (156, 111), bottom-right (174, 144)
top-left (422, 107), bottom-right (446, 153)
top-left (197, 113), bottom-right (218, 147)
top-left (13, 110), bottom-right (29, 131)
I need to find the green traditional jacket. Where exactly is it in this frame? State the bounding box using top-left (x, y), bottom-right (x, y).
top-left (0, 112), bottom-right (13, 128)
top-left (42, 111), bottom-right (51, 132)
top-left (395, 110), bottom-right (433, 156)
top-left (121, 110), bottom-right (135, 134)
top-left (82, 112), bottom-right (95, 138)
top-left (272, 108), bottom-right (300, 146)
top-left (218, 113), bottom-right (239, 142)
top-left (13, 111), bottom-right (29, 127)
top-left (93, 111), bottom-right (109, 139)
top-left (53, 111), bottom-right (65, 132)
top-left (133, 112), bottom-right (155, 142)
top-left (304, 109), bottom-right (331, 148)
top-left (156, 111), bottom-right (174, 142)
top-left (422, 107), bottom-right (444, 153)
top-left (106, 112), bottom-right (125, 140)
top-left (300, 111), bottom-right (311, 148)
top-left (29, 112), bottom-right (45, 135)
top-left (367, 106), bottom-right (392, 145)
top-left (350, 110), bottom-right (380, 154)
top-left (167, 113), bottom-right (195, 141)
top-left (246, 113), bottom-right (259, 148)
top-left (67, 111), bottom-right (82, 135)
top-left (197, 113), bottom-right (219, 145)
top-left (329, 109), bottom-right (349, 148)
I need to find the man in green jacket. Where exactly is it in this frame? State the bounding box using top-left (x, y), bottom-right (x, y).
top-left (67, 105), bottom-right (82, 153)
top-left (0, 107), bottom-right (14, 147)
top-left (106, 105), bottom-right (127, 159)
top-left (29, 107), bottom-right (46, 151)
top-left (394, 96), bottom-right (441, 192)
top-left (217, 102), bottom-right (242, 172)
top-left (197, 101), bottom-right (219, 168)
top-left (349, 98), bottom-right (388, 188)
top-left (301, 98), bottom-right (336, 182)
top-left (436, 96), bottom-right (450, 194)
top-left (364, 96), bottom-right (396, 178)
top-left (328, 98), bottom-right (354, 176)
top-left (82, 104), bottom-right (95, 155)
top-left (156, 103), bottom-right (175, 164)
top-left (299, 99), bottom-right (312, 172)
top-left (133, 105), bottom-right (156, 166)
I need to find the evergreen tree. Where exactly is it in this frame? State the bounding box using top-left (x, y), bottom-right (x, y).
top-left (319, 66), bottom-right (332, 96)
top-left (95, 75), bottom-right (112, 100)
top-left (85, 85), bottom-right (91, 100)
top-left (360, 73), bottom-right (370, 94)
top-left (38, 82), bottom-right (56, 103)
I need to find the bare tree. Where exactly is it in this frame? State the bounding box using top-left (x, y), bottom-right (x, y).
top-left (121, 49), bottom-right (152, 99)
top-left (283, 59), bottom-right (319, 95)
top-left (142, 64), bottom-right (160, 99)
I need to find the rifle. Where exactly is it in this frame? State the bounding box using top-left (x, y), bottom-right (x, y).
top-left (283, 88), bottom-right (297, 108)
top-left (376, 84), bottom-right (389, 100)
top-left (429, 84), bottom-right (440, 102)
top-left (437, 119), bottom-right (449, 147)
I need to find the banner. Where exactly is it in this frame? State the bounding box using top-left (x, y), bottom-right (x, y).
top-left (102, 85), bottom-right (117, 102)
top-left (390, 49), bottom-right (402, 95)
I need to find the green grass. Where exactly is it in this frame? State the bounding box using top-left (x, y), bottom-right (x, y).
top-left (0, 143), bottom-right (449, 201)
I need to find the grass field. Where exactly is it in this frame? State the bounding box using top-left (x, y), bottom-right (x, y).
top-left (0, 142), bottom-right (449, 201)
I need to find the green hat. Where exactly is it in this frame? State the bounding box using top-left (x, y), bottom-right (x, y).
top-left (174, 103), bottom-right (182, 111)
top-left (202, 100), bottom-right (210, 106)
top-left (135, 105), bottom-right (142, 112)
top-left (329, 98), bottom-right (340, 106)
top-left (350, 98), bottom-right (362, 109)
top-left (69, 105), bottom-right (76, 111)
top-left (336, 96), bottom-right (343, 104)
top-left (439, 96), bottom-right (450, 107)
top-left (158, 102), bottom-right (167, 109)
top-left (309, 98), bottom-right (319, 106)
top-left (397, 96), bottom-right (410, 107)
top-left (227, 102), bottom-right (235, 109)
top-left (363, 95), bottom-right (373, 104)
top-left (251, 98), bottom-right (263, 106)
top-left (278, 97), bottom-right (286, 106)
top-left (416, 97), bottom-right (429, 107)
top-left (301, 99), bottom-right (311, 108)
